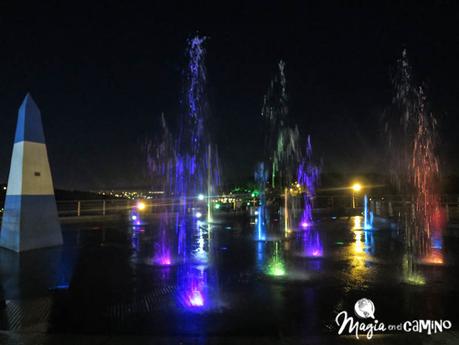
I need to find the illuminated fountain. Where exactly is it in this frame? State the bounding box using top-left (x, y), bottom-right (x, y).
top-left (146, 36), bottom-right (220, 223)
top-left (175, 212), bottom-right (221, 312)
top-left (152, 209), bottom-right (172, 266)
top-left (266, 241), bottom-right (286, 277)
top-left (177, 263), bottom-right (208, 309)
top-left (143, 37), bottom-right (221, 310)
top-left (302, 228), bottom-right (323, 258)
top-left (363, 195), bottom-right (374, 230)
top-left (260, 60), bottom-right (307, 236)
top-left (254, 162), bottom-right (268, 241)
top-left (297, 135), bottom-right (320, 229)
top-left (384, 50), bottom-right (442, 284)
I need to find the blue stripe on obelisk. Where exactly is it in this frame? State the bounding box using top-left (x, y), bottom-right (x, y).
top-left (0, 93), bottom-right (62, 252)
top-left (1, 195), bottom-right (62, 252)
top-left (14, 93), bottom-right (45, 144)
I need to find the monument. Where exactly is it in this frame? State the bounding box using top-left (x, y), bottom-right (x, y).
top-left (0, 93), bottom-right (62, 252)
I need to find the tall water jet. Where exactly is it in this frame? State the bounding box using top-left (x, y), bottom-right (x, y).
top-left (261, 60), bottom-right (288, 188)
top-left (260, 61), bottom-right (305, 238)
top-left (261, 60), bottom-right (300, 191)
top-left (297, 135), bottom-right (320, 228)
top-left (146, 36), bottom-right (220, 222)
top-left (384, 50), bottom-right (441, 283)
top-left (254, 162), bottom-right (268, 241)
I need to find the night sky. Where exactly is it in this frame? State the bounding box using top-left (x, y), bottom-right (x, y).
top-left (0, 1), bottom-right (458, 190)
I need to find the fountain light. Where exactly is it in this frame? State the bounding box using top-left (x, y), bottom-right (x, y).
top-left (301, 221), bottom-right (309, 229)
top-left (188, 290), bottom-right (204, 307)
top-left (267, 261), bottom-right (286, 276)
top-left (157, 256), bottom-right (172, 266)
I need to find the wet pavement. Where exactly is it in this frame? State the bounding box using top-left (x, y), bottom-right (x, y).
top-left (0, 211), bottom-right (457, 344)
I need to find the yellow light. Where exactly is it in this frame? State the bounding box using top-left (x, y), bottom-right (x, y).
top-left (352, 183), bottom-right (362, 192)
top-left (136, 201), bottom-right (146, 211)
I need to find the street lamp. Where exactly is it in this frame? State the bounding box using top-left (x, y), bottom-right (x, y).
top-left (136, 201), bottom-right (146, 211)
top-left (351, 183), bottom-right (362, 208)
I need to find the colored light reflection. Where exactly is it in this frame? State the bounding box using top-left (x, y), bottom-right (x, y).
top-left (354, 230), bottom-right (364, 254)
top-left (256, 241), bottom-right (265, 271)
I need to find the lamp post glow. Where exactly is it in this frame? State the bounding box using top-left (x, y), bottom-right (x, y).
top-left (351, 183), bottom-right (362, 209)
top-left (136, 201), bottom-right (146, 211)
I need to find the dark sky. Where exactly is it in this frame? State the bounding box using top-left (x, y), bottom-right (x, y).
top-left (0, 1), bottom-right (458, 190)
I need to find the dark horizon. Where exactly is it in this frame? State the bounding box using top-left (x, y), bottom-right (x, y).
top-left (0, 1), bottom-right (458, 190)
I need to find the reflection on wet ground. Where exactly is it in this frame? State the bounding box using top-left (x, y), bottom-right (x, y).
top-left (0, 213), bottom-right (458, 342)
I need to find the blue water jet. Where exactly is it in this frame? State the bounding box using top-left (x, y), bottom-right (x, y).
top-left (363, 194), bottom-right (374, 230)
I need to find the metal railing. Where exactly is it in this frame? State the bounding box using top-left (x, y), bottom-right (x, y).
top-left (56, 195), bottom-right (459, 224)
top-left (57, 199), bottom-right (134, 217)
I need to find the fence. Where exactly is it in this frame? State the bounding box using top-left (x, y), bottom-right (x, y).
top-left (57, 195), bottom-right (459, 224)
top-left (57, 199), bottom-right (134, 217)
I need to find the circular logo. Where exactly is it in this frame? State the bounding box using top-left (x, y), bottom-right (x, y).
top-left (354, 298), bottom-right (375, 319)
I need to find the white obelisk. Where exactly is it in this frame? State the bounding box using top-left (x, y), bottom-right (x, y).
top-left (0, 93), bottom-right (62, 252)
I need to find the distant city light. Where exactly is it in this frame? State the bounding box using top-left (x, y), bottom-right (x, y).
top-left (198, 194), bottom-right (205, 201)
